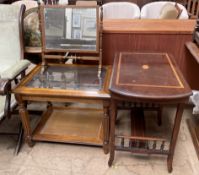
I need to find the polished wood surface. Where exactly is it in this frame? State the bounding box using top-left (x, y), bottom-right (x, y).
top-left (110, 52), bottom-right (192, 102)
top-left (33, 107), bottom-right (103, 145)
top-left (103, 19), bottom-right (195, 34)
top-left (108, 52), bottom-right (192, 172)
top-left (25, 47), bottom-right (42, 54)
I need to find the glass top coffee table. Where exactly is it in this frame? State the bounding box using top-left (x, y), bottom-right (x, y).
top-left (14, 64), bottom-right (111, 153)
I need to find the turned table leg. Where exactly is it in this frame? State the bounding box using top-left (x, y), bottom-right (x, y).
top-left (103, 100), bottom-right (110, 154)
top-left (167, 103), bottom-right (184, 173)
top-left (108, 99), bottom-right (117, 166)
top-left (15, 95), bottom-right (33, 147)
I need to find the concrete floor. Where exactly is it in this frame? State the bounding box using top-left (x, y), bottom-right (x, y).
top-left (0, 104), bottom-right (198, 175)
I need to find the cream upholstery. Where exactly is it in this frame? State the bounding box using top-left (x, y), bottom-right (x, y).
top-left (141, 1), bottom-right (188, 19)
top-left (0, 5), bottom-right (21, 64)
top-left (0, 4), bottom-right (30, 114)
top-left (12, 0), bottom-right (38, 11)
top-left (102, 2), bottom-right (140, 19)
top-left (0, 4), bottom-right (29, 154)
top-left (0, 96), bottom-right (6, 120)
top-left (0, 5), bottom-right (30, 80)
top-left (0, 95), bottom-right (16, 120)
top-left (0, 60), bottom-right (30, 80)
top-left (58, 0), bottom-right (68, 5)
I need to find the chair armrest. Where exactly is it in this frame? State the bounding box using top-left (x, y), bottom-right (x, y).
top-left (0, 60), bottom-right (30, 80)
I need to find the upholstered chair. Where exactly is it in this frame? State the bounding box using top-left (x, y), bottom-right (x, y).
top-left (141, 1), bottom-right (189, 19)
top-left (102, 2), bottom-right (140, 19)
top-left (0, 4), bottom-right (30, 154)
top-left (12, 0), bottom-right (38, 10)
top-left (11, 0), bottom-right (41, 47)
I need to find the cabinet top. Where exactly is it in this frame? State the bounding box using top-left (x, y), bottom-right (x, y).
top-left (103, 19), bottom-right (196, 34)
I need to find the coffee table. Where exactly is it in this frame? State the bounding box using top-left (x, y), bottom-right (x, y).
top-left (14, 63), bottom-right (111, 153)
top-left (108, 52), bottom-right (192, 172)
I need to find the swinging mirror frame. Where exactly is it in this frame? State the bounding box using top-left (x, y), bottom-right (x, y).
top-left (40, 5), bottom-right (100, 54)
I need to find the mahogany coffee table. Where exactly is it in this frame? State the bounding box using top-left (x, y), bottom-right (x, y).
top-left (108, 52), bottom-right (192, 172)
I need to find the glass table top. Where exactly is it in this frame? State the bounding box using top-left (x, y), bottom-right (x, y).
top-left (27, 65), bottom-right (106, 91)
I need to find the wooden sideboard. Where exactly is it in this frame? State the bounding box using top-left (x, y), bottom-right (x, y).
top-left (102, 19), bottom-right (199, 89)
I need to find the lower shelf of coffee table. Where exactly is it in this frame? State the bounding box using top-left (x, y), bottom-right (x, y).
top-left (32, 106), bottom-right (103, 145)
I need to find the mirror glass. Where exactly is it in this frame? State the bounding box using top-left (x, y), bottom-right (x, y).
top-left (43, 6), bottom-right (98, 52)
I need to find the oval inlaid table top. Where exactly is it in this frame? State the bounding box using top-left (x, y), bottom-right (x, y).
top-left (109, 52), bottom-right (192, 102)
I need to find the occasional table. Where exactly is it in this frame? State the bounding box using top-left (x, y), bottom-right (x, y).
top-left (14, 64), bottom-right (111, 154)
top-left (108, 52), bottom-right (192, 172)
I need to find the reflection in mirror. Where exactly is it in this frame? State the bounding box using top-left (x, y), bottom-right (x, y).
top-left (43, 7), bottom-right (97, 52)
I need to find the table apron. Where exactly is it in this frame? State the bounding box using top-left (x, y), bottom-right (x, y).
top-left (111, 94), bottom-right (189, 105)
top-left (17, 94), bottom-right (110, 104)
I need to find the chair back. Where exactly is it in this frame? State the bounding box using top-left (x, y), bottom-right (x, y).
top-left (11, 1), bottom-right (41, 48)
top-left (102, 2), bottom-right (140, 19)
top-left (141, 1), bottom-right (188, 19)
top-left (186, 0), bottom-right (199, 19)
top-left (0, 5), bottom-right (25, 67)
top-left (12, 0), bottom-right (38, 10)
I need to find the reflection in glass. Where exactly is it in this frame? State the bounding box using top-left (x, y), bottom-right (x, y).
top-left (27, 65), bottom-right (106, 91)
top-left (44, 7), bottom-right (97, 51)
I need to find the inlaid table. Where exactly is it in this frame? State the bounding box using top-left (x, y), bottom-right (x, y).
top-left (14, 63), bottom-right (111, 154)
top-left (108, 52), bottom-right (192, 172)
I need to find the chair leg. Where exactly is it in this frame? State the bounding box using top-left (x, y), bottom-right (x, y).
top-left (14, 122), bottom-right (24, 155)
